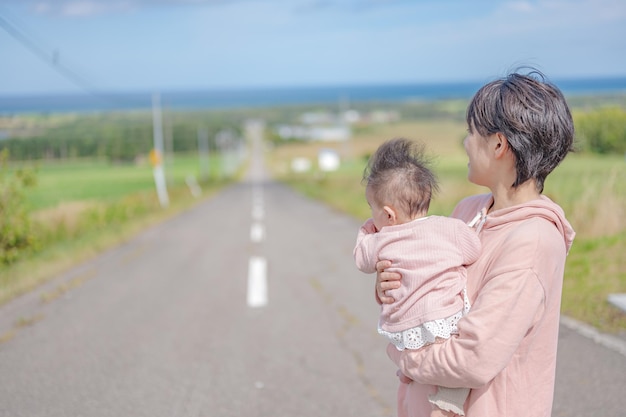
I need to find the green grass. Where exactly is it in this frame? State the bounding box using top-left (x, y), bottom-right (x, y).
top-left (22, 153), bottom-right (226, 210)
top-left (544, 153), bottom-right (626, 238)
top-left (269, 120), bottom-right (626, 334)
top-left (563, 233), bottom-right (626, 331)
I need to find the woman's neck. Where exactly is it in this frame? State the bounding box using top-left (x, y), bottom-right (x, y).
top-left (489, 180), bottom-right (541, 213)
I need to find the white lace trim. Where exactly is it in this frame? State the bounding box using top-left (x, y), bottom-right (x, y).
top-left (380, 288), bottom-right (471, 351)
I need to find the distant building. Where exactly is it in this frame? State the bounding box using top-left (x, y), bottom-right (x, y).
top-left (368, 110), bottom-right (400, 123)
top-left (276, 124), bottom-right (351, 142)
top-left (308, 125), bottom-right (351, 141)
top-left (275, 107), bottom-right (399, 143)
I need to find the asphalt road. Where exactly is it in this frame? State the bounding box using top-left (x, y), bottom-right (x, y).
top-left (0, 123), bottom-right (624, 416)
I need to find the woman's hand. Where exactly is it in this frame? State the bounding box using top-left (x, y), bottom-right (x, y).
top-left (375, 260), bottom-right (402, 304)
top-left (396, 369), bottom-right (413, 385)
top-left (387, 344), bottom-right (413, 383)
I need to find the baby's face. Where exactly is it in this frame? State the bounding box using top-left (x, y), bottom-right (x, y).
top-left (366, 186), bottom-right (389, 232)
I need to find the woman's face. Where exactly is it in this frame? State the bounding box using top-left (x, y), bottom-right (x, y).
top-left (463, 127), bottom-right (496, 187)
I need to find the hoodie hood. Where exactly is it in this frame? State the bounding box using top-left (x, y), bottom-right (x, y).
top-left (465, 194), bottom-right (576, 254)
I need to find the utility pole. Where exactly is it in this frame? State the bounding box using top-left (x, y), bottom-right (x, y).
top-left (151, 92), bottom-right (169, 208)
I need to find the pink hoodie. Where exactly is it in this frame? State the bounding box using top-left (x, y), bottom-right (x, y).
top-left (387, 194), bottom-right (575, 417)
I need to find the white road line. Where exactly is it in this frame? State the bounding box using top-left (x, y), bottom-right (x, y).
top-left (252, 187), bottom-right (264, 220)
top-left (252, 187), bottom-right (263, 204)
top-left (247, 256), bottom-right (268, 308)
top-left (252, 205), bottom-right (264, 220)
top-left (250, 223), bottom-right (265, 242)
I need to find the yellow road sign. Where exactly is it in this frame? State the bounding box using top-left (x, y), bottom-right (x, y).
top-left (149, 149), bottom-right (162, 167)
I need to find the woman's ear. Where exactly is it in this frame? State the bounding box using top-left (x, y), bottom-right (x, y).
top-left (383, 206), bottom-right (398, 225)
top-left (493, 132), bottom-right (511, 159)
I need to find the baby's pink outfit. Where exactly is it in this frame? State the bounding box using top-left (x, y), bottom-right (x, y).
top-left (354, 215), bottom-right (481, 347)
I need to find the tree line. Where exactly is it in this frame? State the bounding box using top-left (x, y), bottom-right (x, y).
top-left (0, 110), bottom-right (243, 162)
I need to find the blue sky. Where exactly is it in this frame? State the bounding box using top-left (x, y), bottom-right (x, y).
top-left (1, 0), bottom-right (625, 96)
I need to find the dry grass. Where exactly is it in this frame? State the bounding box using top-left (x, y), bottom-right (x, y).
top-left (31, 201), bottom-right (100, 235)
top-left (269, 120), bottom-right (466, 161)
top-left (564, 165), bottom-right (625, 238)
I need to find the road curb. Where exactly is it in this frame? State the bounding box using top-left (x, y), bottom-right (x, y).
top-left (560, 315), bottom-right (626, 357)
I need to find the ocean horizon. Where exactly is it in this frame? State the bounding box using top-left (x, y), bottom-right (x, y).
top-left (1, 76), bottom-right (626, 114)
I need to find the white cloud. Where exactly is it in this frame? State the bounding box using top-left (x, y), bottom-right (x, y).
top-left (11, 0), bottom-right (234, 17)
top-left (506, 1), bottom-right (535, 13)
top-left (61, 1), bottom-right (133, 17)
top-left (500, 0), bottom-right (626, 23)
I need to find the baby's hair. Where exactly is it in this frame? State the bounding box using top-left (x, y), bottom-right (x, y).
top-left (363, 138), bottom-right (439, 218)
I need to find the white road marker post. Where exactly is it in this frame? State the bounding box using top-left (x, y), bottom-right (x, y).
top-left (197, 127), bottom-right (210, 181)
top-left (151, 92), bottom-right (169, 208)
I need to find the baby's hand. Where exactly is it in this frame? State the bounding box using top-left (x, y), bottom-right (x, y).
top-left (395, 369), bottom-right (412, 384)
top-left (362, 218), bottom-right (378, 234)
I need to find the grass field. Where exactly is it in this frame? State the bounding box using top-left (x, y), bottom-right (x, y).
top-left (23, 153), bottom-right (230, 210)
top-left (267, 119), bottom-right (626, 333)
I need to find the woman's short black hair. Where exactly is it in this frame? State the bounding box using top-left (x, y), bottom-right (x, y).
top-left (466, 69), bottom-right (575, 192)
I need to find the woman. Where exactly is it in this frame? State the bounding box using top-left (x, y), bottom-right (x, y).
top-left (375, 70), bottom-right (576, 417)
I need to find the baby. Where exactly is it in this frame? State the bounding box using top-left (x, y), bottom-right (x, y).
top-left (354, 138), bottom-right (481, 416)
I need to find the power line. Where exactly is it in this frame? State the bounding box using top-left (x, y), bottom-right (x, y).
top-left (0, 11), bottom-right (154, 111)
top-left (0, 12), bottom-right (99, 95)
